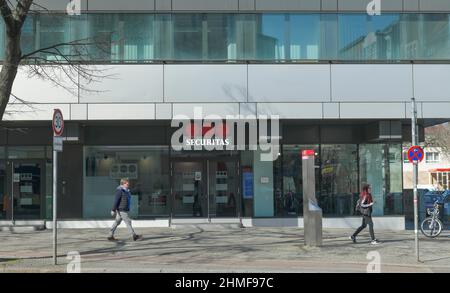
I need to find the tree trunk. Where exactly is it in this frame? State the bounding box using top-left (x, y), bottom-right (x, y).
top-left (0, 26), bottom-right (22, 121)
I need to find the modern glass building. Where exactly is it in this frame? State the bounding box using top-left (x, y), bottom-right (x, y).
top-left (1, 0), bottom-right (449, 229)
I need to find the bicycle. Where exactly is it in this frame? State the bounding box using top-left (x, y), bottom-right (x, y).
top-left (420, 200), bottom-right (444, 238)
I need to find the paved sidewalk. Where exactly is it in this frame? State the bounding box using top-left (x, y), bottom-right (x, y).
top-left (1, 226), bottom-right (449, 273)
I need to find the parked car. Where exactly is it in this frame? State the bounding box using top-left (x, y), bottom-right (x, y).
top-left (422, 191), bottom-right (443, 218)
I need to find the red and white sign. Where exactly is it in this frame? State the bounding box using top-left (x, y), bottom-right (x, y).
top-left (302, 149), bottom-right (315, 160)
top-left (52, 109), bottom-right (64, 137)
top-left (407, 146), bottom-right (424, 164)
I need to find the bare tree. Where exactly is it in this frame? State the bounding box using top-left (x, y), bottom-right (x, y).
top-left (424, 123), bottom-right (450, 159)
top-left (0, 0), bottom-right (110, 122)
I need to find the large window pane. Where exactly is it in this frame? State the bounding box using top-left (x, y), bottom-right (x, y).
top-left (359, 144), bottom-right (403, 216)
top-left (173, 14), bottom-right (203, 60)
top-left (88, 14), bottom-right (121, 61)
top-left (339, 14), bottom-right (401, 60)
top-left (13, 12), bottom-right (450, 62)
top-left (257, 14), bottom-right (286, 60)
top-left (320, 145), bottom-right (358, 216)
top-left (83, 146), bottom-right (170, 219)
top-left (275, 145), bottom-right (319, 217)
top-left (122, 14), bottom-right (154, 62)
top-left (290, 14), bottom-right (320, 59)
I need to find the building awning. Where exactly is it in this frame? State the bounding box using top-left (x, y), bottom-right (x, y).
top-left (429, 168), bottom-right (450, 172)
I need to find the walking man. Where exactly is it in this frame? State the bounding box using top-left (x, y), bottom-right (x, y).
top-left (350, 183), bottom-right (380, 245)
top-left (108, 178), bottom-right (142, 241)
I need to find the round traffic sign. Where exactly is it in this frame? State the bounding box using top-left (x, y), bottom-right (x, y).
top-left (407, 146), bottom-right (424, 163)
top-left (52, 109), bottom-right (64, 136)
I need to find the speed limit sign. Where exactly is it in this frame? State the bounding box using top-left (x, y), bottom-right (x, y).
top-left (52, 109), bottom-right (64, 136)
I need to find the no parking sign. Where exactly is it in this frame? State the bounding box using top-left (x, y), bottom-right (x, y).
top-left (407, 146), bottom-right (424, 164)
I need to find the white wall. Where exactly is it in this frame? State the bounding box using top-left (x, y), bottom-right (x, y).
top-left (6, 64), bottom-right (450, 121)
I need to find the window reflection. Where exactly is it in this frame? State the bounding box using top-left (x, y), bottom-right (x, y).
top-left (320, 145), bottom-right (358, 216)
top-left (12, 13), bottom-right (450, 62)
top-left (83, 146), bottom-right (170, 219)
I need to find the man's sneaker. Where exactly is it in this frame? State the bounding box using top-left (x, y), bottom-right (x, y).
top-left (107, 236), bottom-right (118, 241)
top-left (371, 239), bottom-right (381, 245)
top-left (349, 235), bottom-right (356, 243)
top-left (133, 234), bottom-right (143, 241)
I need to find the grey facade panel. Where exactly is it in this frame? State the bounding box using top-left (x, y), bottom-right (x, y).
top-left (239, 0), bottom-right (256, 10)
top-left (6, 127), bottom-right (52, 145)
top-left (282, 125), bottom-right (320, 144)
top-left (322, 0), bottom-right (338, 10)
top-left (255, 0), bottom-right (321, 11)
top-left (88, 0), bottom-right (155, 11)
top-left (85, 126), bottom-right (168, 145)
top-left (172, 0), bottom-right (239, 11)
top-left (337, 0), bottom-right (369, 11)
top-left (320, 125), bottom-right (363, 144)
top-left (337, 0), bottom-right (402, 12)
top-left (404, 0), bottom-right (419, 11)
top-left (33, 0), bottom-right (87, 11)
top-left (380, 0), bottom-right (403, 11)
top-left (155, 0), bottom-right (172, 10)
top-left (419, 0), bottom-right (450, 11)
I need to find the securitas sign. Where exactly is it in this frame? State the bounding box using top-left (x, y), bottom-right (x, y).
top-left (171, 107), bottom-right (280, 161)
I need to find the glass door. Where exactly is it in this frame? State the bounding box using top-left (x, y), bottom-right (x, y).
top-left (171, 158), bottom-right (240, 219)
top-left (172, 161), bottom-right (207, 218)
top-left (7, 160), bottom-right (44, 220)
top-left (207, 159), bottom-right (239, 218)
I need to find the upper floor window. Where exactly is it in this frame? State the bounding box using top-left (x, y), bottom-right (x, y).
top-left (426, 152), bottom-right (440, 163)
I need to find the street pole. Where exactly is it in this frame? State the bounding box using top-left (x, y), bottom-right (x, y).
top-left (411, 97), bottom-right (419, 262)
top-left (53, 148), bottom-right (57, 265)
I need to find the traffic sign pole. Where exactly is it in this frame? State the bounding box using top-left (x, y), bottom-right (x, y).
top-left (52, 109), bottom-right (64, 266)
top-left (53, 147), bottom-right (58, 265)
top-left (411, 98), bottom-right (420, 262)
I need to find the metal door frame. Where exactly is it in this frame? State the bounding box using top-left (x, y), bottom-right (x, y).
top-left (170, 154), bottom-right (241, 221)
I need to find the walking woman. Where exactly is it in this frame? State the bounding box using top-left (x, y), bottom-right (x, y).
top-left (350, 184), bottom-right (380, 245)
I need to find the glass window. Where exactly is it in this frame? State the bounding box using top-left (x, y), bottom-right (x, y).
top-left (426, 152), bottom-right (440, 163)
top-left (359, 144), bottom-right (403, 216)
top-left (122, 14), bottom-right (154, 62)
top-left (173, 14), bottom-right (203, 60)
top-left (289, 14), bottom-right (320, 60)
top-left (87, 14), bottom-right (121, 61)
top-left (38, 14), bottom-right (72, 61)
top-left (7, 146), bottom-right (47, 159)
top-left (154, 14), bottom-right (173, 60)
top-left (8, 12), bottom-right (450, 62)
top-left (339, 14), bottom-right (401, 61)
top-left (320, 145), bottom-right (359, 216)
top-left (83, 146), bottom-right (170, 219)
top-left (418, 14), bottom-right (450, 60)
top-left (257, 14), bottom-right (286, 60)
top-left (207, 14), bottom-right (237, 60)
top-left (274, 145), bottom-right (319, 217)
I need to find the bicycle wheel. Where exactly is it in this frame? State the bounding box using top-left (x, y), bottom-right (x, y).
top-left (420, 218), bottom-right (443, 238)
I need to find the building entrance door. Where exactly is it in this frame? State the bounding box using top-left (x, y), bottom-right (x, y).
top-left (6, 160), bottom-right (45, 220)
top-left (171, 158), bottom-right (240, 220)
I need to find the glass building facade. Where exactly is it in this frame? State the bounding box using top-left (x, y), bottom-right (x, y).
top-left (0, 11), bottom-right (423, 223)
top-left (0, 141), bottom-right (404, 220)
top-left (1, 13), bottom-right (449, 62)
